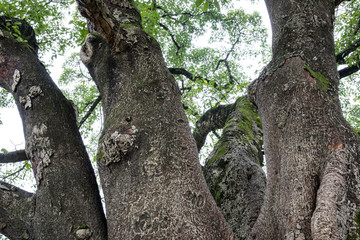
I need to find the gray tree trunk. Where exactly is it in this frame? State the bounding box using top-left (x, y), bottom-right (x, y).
top-left (77, 0), bottom-right (236, 239)
top-left (248, 0), bottom-right (360, 239)
top-left (0, 18), bottom-right (107, 239)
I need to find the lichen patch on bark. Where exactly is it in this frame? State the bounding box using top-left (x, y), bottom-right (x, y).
top-left (26, 123), bottom-right (54, 184)
top-left (19, 85), bottom-right (43, 110)
top-left (102, 125), bottom-right (138, 165)
top-left (11, 69), bottom-right (21, 92)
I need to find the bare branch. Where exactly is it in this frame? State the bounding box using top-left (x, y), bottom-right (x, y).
top-left (339, 63), bottom-right (360, 79)
top-left (193, 102), bottom-right (235, 151)
top-left (0, 180), bottom-right (34, 239)
top-left (78, 95), bottom-right (102, 128)
top-left (159, 23), bottom-right (181, 54)
top-left (0, 150), bottom-right (28, 164)
top-left (335, 38), bottom-right (360, 64)
top-left (2, 164), bottom-right (26, 181)
top-left (168, 67), bottom-right (218, 87)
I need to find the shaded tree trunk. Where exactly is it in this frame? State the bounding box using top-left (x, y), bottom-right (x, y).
top-left (248, 0), bottom-right (360, 239)
top-left (77, 0), bottom-right (236, 239)
top-left (0, 18), bottom-right (107, 239)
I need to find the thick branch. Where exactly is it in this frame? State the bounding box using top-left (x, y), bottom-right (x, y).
top-left (339, 63), bottom-right (360, 78)
top-left (203, 96), bottom-right (265, 239)
top-left (193, 102), bottom-right (235, 151)
top-left (0, 150), bottom-right (28, 163)
top-left (0, 180), bottom-right (34, 240)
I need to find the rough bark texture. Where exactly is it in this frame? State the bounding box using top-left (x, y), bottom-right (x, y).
top-left (0, 181), bottom-right (34, 240)
top-left (77, 0), bottom-right (236, 239)
top-left (0, 19), bottom-right (107, 239)
top-left (203, 97), bottom-right (266, 240)
top-left (248, 1), bottom-right (360, 239)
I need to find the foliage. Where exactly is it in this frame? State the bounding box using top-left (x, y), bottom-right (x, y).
top-left (335, 0), bottom-right (360, 67)
top-left (135, 0), bottom-right (268, 126)
top-left (335, 0), bottom-right (360, 131)
top-left (58, 52), bottom-right (102, 160)
top-left (0, 0), bottom-right (86, 60)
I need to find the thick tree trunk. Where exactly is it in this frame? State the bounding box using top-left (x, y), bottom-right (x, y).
top-left (77, 0), bottom-right (236, 239)
top-left (248, 1), bottom-right (360, 239)
top-left (0, 18), bottom-right (107, 239)
top-left (202, 97), bottom-right (266, 239)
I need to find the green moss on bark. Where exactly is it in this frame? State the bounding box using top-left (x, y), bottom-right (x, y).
top-left (207, 142), bottom-right (229, 165)
top-left (347, 212), bottom-right (360, 240)
top-left (304, 65), bottom-right (329, 91)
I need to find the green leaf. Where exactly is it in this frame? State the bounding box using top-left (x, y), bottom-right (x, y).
top-left (202, 0), bottom-right (209, 11)
top-left (1, 148), bottom-right (8, 153)
top-left (214, 0), bottom-right (220, 11)
top-left (195, 0), bottom-right (205, 7)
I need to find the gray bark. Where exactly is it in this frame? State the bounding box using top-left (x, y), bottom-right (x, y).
top-left (77, 0), bottom-right (237, 239)
top-left (0, 181), bottom-right (34, 240)
top-left (248, 0), bottom-right (360, 239)
top-left (203, 96), bottom-right (265, 239)
top-left (0, 18), bottom-right (107, 239)
top-left (0, 150), bottom-right (27, 164)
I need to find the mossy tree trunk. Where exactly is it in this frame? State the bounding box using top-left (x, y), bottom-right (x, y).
top-left (248, 0), bottom-right (360, 239)
top-left (201, 96), bottom-right (266, 239)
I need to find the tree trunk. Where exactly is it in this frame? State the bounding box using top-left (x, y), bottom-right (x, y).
top-left (77, 0), bottom-right (236, 239)
top-left (248, 0), bottom-right (360, 239)
top-left (0, 18), bottom-right (107, 239)
top-left (202, 97), bottom-right (266, 239)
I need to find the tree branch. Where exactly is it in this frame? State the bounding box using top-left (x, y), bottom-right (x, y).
top-left (193, 102), bottom-right (235, 151)
top-left (339, 63), bottom-right (360, 79)
top-left (159, 22), bottom-right (181, 55)
top-left (78, 95), bottom-right (102, 128)
top-left (168, 67), bottom-right (218, 87)
top-left (0, 180), bottom-right (34, 239)
top-left (335, 38), bottom-right (360, 64)
top-left (0, 150), bottom-right (28, 164)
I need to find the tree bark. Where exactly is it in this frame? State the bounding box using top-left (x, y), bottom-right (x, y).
top-left (77, 0), bottom-right (236, 239)
top-left (0, 181), bottom-right (34, 240)
top-left (248, 0), bottom-right (360, 239)
top-left (0, 19), bottom-right (107, 239)
top-left (203, 96), bottom-right (266, 239)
